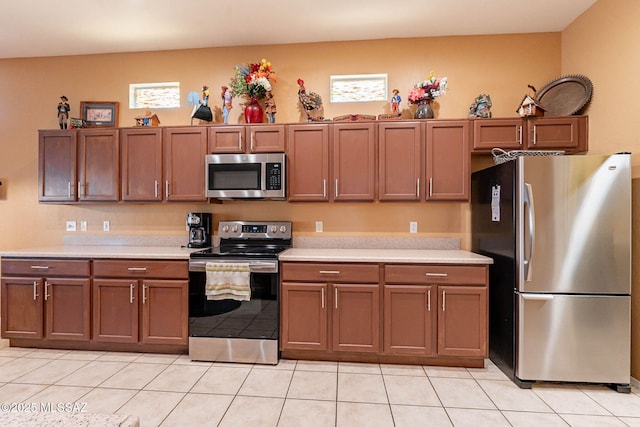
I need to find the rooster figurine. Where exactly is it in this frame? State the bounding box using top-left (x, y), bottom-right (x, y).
top-left (297, 78), bottom-right (323, 122)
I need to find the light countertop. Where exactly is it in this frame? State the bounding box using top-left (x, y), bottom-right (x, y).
top-left (278, 248), bottom-right (493, 264)
top-left (0, 245), bottom-right (199, 260)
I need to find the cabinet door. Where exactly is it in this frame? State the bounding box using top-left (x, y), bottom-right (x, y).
top-left (472, 118), bottom-right (525, 152)
top-left (1, 277), bottom-right (43, 339)
top-left (45, 278), bottom-right (91, 341)
top-left (248, 125), bottom-right (286, 152)
top-left (425, 120), bottom-right (470, 201)
top-left (208, 126), bottom-right (245, 153)
top-left (383, 285), bottom-right (435, 355)
top-left (92, 279), bottom-right (139, 343)
top-left (332, 283), bottom-right (380, 353)
top-left (78, 128), bottom-right (120, 201)
top-left (286, 124), bottom-right (330, 201)
top-left (437, 286), bottom-right (487, 357)
top-left (163, 127), bottom-right (207, 201)
top-left (527, 116), bottom-right (587, 152)
top-left (141, 279), bottom-right (188, 345)
top-left (332, 123), bottom-right (376, 201)
top-left (38, 130), bottom-right (77, 202)
top-left (281, 282), bottom-right (328, 350)
top-left (378, 122), bottom-right (422, 201)
top-left (121, 127), bottom-right (163, 201)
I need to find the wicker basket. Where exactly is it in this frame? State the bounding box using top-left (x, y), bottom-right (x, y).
top-left (491, 148), bottom-right (565, 165)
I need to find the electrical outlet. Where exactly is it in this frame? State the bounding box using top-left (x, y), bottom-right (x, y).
top-left (410, 221), bottom-right (418, 234)
top-left (66, 221), bottom-right (77, 232)
top-left (315, 221), bottom-right (323, 233)
top-left (103, 220), bottom-right (110, 232)
top-left (80, 221), bottom-right (87, 232)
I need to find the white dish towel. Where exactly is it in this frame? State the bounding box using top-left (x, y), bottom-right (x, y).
top-left (205, 262), bottom-right (251, 301)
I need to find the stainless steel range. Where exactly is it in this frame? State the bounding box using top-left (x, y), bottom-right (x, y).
top-left (188, 220), bottom-right (292, 364)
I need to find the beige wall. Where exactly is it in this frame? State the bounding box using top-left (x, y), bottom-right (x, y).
top-left (561, 0), bottom-right (640, 378)
top-left (0, 33), bottom-right (560, 250)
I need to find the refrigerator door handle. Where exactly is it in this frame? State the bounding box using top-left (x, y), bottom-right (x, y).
top-left (523, 182), bottom-right (535, 281)
top-left (521, 293), bottom-right (554, 301)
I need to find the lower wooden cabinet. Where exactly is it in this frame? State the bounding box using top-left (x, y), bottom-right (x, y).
top-left (1, 259), bottom-right (91, 341)
top-left (280, 263), bottom-right (380, 353)
top-left (1, 257), bottom-right (188, 350)
top-left (93, 260), bottom-right (188, 345)
top-left (437, 285), bottom-right (487, 357)
top-left (383, 285), bottom-right (436, 355)
top-left (281, 261), bottom-right (488, 365)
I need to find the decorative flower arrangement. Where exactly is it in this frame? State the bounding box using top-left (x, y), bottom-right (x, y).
top-left (408, 71), bottom-right (448, 104)
top-left (229, 58), bottom-right (277, 100)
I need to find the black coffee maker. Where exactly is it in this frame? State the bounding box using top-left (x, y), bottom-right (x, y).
top-left (186, 212), bottom-right (212, 248)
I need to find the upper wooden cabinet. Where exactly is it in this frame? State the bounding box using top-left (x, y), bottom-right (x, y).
top-left (286, 124), bottom-right (330, 201)
top-left (471, 116), bottom-right (588, 154)
top-left (332, 123), bottom-right (376, 201)
top-left (208, 124), bottom-right (285, 153)
top-left (425, 120), bottom-right (471, 201)
top-left (77, 128), bottom-right (120, 202)
top-left (38, 130), bottom-right (77, 202)
top-left (378, 121), bottom-right (422, 201)
top-left (163, 127), bottom-right (207, 202)
top-left (472, 118), bottom-right (525, 151)
top-left (120, 127), bottom-right (163, 202)
top-left (38, 128), bottom-right (120, 202)
top-left (526, 116), bottom-right (588, 152)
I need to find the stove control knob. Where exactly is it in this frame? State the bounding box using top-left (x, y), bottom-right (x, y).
top-left (279, 225), bottom-right (287, 233)
top-left (222, 225), bottom-right (229, 233)
top-left (270, 226), bottom-right (277, 233)
top-left (231, 225), bottom-right (239, 233)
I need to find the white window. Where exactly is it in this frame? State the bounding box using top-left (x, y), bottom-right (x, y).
top-left (330, 74), bottom-right (388, 103)
top-left (129, 82), bottom-right (180, 109)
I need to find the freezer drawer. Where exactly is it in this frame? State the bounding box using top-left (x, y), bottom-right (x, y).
top-left (516, 293), bottom-right (630, 384)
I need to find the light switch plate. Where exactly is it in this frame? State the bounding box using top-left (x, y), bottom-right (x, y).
top-left (80, 221), bottom-right (87, 232)
top-left (410, 221), bottom-right (418, 233)
top-left (315, 221), bottom-right (323, 232)
top-left (103, 221), bottom-right (110, 232)
top-left (66, 221), bottom-right (76, 232)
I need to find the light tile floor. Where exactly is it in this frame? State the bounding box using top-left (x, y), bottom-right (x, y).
top-left (0, 347), bottom-right (639, 426)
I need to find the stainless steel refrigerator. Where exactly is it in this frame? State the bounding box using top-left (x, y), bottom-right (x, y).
top-left (471, 153), bottom-right (631, 392)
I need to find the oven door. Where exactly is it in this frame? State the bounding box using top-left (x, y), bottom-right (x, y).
top-left (188, 259), bottom-right (279, 341)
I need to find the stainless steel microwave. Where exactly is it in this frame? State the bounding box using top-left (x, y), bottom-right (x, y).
top-left (205, 153), bottom-right (286, 199)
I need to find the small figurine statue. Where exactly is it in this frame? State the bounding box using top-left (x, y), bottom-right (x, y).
top-left (469, 94), bottom-right (492, 118)
top-left (191, 85), bottom-right (213, 122)
top-left (221, 85), bottom-right (233, 124)
top-left (264, 91), bottom-right (276, 123)
top-left (57, 95), bottom-right (70, 129)
top-left (390, 89), bottom-right (401, 115)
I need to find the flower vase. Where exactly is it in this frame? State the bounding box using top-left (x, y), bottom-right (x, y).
top-left (244, 97), bottom-right (264, 123)
top-left (414, 99), bottom-right (434, 119)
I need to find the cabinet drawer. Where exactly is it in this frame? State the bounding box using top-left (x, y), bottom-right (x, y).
top-left (93, 260), bottom-right (188, 279)
top-left (281, 262), bottom-right (379, 283)
top-left (1, 259), bottom-right (90, 277)
top-left (384, 264), bottom-right (486, 285)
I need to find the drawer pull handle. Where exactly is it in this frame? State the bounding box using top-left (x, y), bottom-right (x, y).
top-left (319, 270), bottom-right (340, 274)
top-left (127, 267), bottom-right (148, 272)
top-left (30, 265), bottom-right (50, 270)
top-left (425, 273), bottom-right (448, 277)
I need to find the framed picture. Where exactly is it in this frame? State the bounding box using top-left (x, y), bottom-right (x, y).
top-left (80, 101), bottom-right (119, 127)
